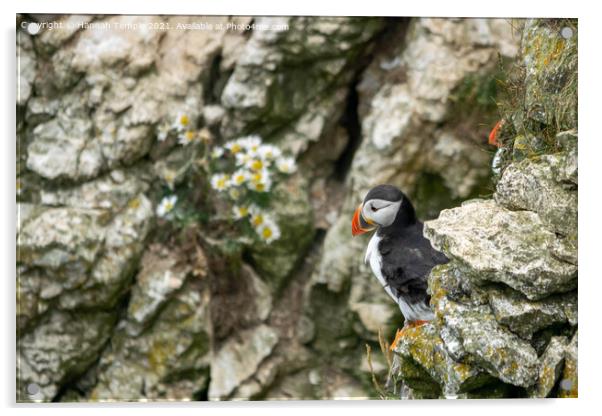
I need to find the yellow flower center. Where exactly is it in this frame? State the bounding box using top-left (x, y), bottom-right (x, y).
top-left (255, 183), bottom-right (265, 192)
top-left (230, 144), bottom-right (242, 154)
top-left (185, 131), bottom-right (195, 141)
top-left (250, 160), bottom-right (263, 171)
top-left (262, 227), bottom-right (273, 239)
top-left (217, 178), bottom-right (226, 189)
top-left (234, 174), bottom-right (245, 185)
top-left (238, 207), bottom-right (249, 217)
top-left (252, 215), bottom-right (264, 227)
top-left (165, 202), bottom-right (174, 211)
top-left (179, 115), bottom-right (189, 126)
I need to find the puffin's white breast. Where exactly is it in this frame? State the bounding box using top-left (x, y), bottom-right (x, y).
top-left (365, 234), bottom-right (396, 301)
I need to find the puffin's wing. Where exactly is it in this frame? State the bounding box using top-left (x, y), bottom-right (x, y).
top-left (379, 223), bottom-right (448, 305)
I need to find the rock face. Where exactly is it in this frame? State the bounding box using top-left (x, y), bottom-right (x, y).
top-left (17, 15), bottom-right (576, 402)
top-left (425, 200), bottom-right (577, 300)
top-left (389, 18), bottom-right (577, 399)
top-left (209, 325), bottom-right (279, 400)
top-left (495, 154), bottom-right (578, 237)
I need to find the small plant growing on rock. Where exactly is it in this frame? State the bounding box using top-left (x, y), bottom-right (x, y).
top-left (153, 114), bottom-right (296, 245)
top-left (208, 135), bottom-right (296, 244)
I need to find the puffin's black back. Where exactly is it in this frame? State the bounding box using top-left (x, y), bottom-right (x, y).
top-left (375, 189), bottom-right (448, 309)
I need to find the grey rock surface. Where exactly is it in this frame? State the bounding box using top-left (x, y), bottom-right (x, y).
top-left (488, 288), bottom-right (576, 339)
top-left (424, 200), bottom-right (577, 300)
top-left (90, 276), bottom-right (212, 401)
top-left (529, 336), bottom-right (569, 398)
top-left (208, 324), bottom-right (279, 400)
top-left (17, 310), bottom-right (116, 401)
top-left (495, 155), bottom-right (578, 237)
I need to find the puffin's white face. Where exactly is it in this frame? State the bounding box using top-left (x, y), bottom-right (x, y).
top-left (361, 198), bottom-right (402, 228)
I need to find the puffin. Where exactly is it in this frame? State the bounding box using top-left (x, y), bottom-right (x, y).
top-left (351, 184), bottom-right (448, 349)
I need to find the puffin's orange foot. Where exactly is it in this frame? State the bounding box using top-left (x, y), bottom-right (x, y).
top-left (389, 320), bottom-right (431, 351)
top-left (389, 328), bottom-right (405, 352)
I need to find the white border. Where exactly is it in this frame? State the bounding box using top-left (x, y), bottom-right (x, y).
top-left (3, 1), bottom-right (601, 415)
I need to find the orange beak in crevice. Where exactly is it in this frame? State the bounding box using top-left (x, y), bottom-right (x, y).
top-left (352, 204), bottom-right (376, 236)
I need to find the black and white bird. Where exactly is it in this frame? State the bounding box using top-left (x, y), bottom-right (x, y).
top-left (351, 184), bottom-right (448, 349)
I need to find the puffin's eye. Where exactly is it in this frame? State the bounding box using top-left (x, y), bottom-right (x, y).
top-left (371, 205), bottom-right (379, 212)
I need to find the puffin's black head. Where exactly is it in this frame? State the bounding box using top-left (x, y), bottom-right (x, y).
top-left (352, 184), bottom-right (416, 236)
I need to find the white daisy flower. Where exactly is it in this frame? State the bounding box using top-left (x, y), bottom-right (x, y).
top-left (230, 169), bottom-right (250, 186)
top-left (156, 195), bottom-right (177, 217)
top-left (210, 173), bottom-right (230, 192)
top-left (178, 130), bottom-right (197, 145)
top-left (235, 152), bottom-right (252, 166)
top-left (225, 140), bottom-right (244, 154)
top-left (256, 217), bottom-right (281, 244)
top-left (276, 157), bottom-right (297, 174)
top-left (232, 205), bottom-right (250, 220)
top-left (245, 158), bottom-right (265, 172)
top-left (247, 169), bottom-right (272, 192)
top-left (249, 205), bottom-right (266, 228)
top-left (211, 146), bottom-right (224, 159)
top-left (247, 179), bottom-right (271, 193)
top-left (258, 144), bottom-right (282, 161)
top-left (157, 122), bottom-right (171, 142)
top-left (237, 135), bottom-right (262, 153)
top-left (173, 113), bottom-right (191, 132)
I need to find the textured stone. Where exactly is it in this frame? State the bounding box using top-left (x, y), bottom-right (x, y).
top-left (392, 323), bottom-right (494, 396)
top-left (125, 244), bottom-right (192, 335)
top-left (439, 300), bottom-right (539, 387)
top-left (529, 336), bottom-right (569, 398)
top-left (221, 16), bottom-right (384, 138)
top-left (18, 207), bottom-right (107, 274)
top-left (521, 19), bottom-right (577, 131)
top-left (488, 288), bottom-right (576, 339)
top-left (558, 331), bottom-right (578, 398)
top-left (17, 310), bottom-right (116, 402)
top-left (91, 277), bottom-right (211, 401)
top-left (208, 324), bottom-right (279, 400)
top-left (17, 194), bottom-right (153, 332)
top-left (425, 200), bottom-right (577, 300)
top-left (26, 116), bottom-right (99, 181)
top-left (495, 156), bottom-right (577, 237)
top-left (17, 31), bottom-right (36, 106)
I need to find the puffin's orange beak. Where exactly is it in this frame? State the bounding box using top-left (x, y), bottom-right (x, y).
top-left (352, 204), bottom-right (375, 236)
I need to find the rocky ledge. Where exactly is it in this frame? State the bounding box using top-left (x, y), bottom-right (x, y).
top-left (389, 19), bottom-right (578, 399)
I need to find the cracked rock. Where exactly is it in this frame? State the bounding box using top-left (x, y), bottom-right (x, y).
top-left (424, 199), bottom-right (577, 300)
